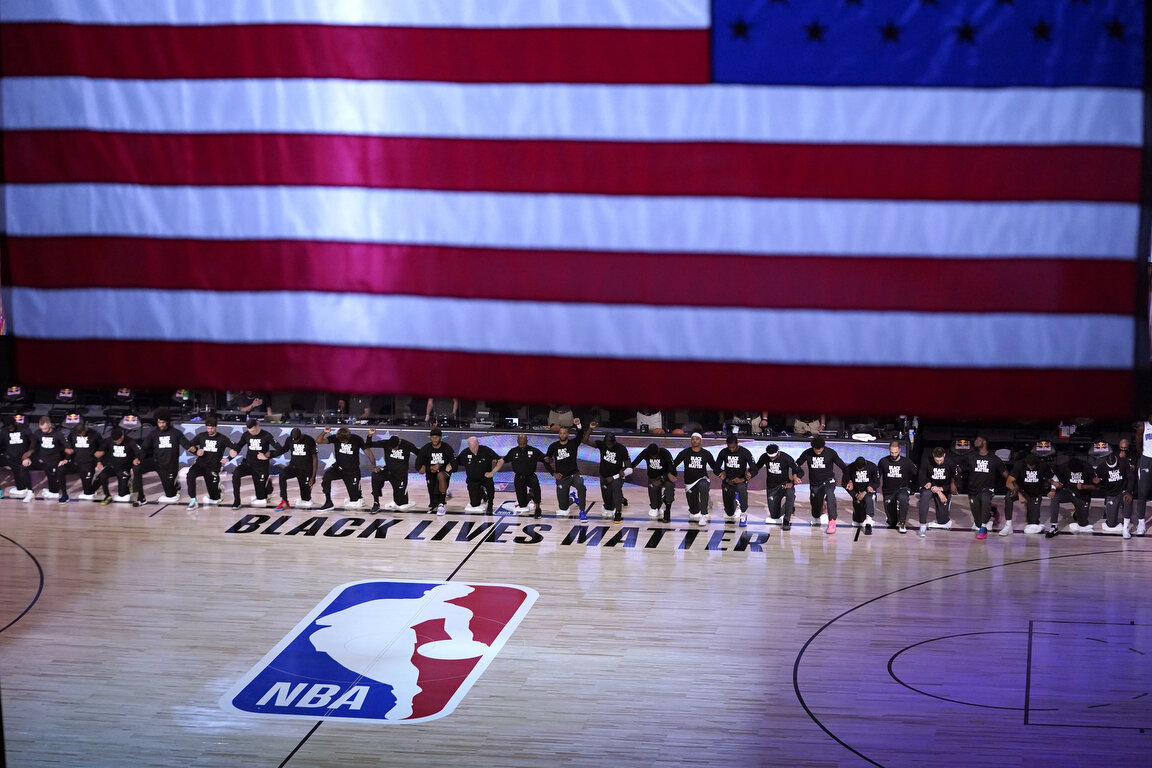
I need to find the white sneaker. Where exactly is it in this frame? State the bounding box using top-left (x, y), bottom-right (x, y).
top-left (1067, 522), bottom-right (1092, 533)
top-left (765, 515), bottom-right (782, 526)
top-left (864, 516), bottom-right (876, 529)
top-left (295, 499), bottom-right (314, 509)
top-left (344, 498), bottom-right (364, 510)
top-left (927, 520), bottom-right (953, 530)
top-left (688, 512), bottom-right (701, 522)
top-left (436, 503), bottom-right (446, 516)
top-left (23, 489), bottom-right (34, 503)
top-left (819, 513), bottom-right (829, 526)
top-left (112, 494), bottom-right (131, 503)
top-left (202, 495), bottom-right (220, 505)
top-left (1122, 520), bottom-right (1131, 539)
top-left (78, 493), bottom-right (96, 501)
top-left (600, 508), bottom-right (614, 519)
top-left (971, 523), bottom-right (982, 532)
top-left (1136, 521), bottom-right (1146, 537)
top-left (918, 524), bottom-right (927, 537)
top-left (697, 514), bottom-right (708, 527)
top-left (1023, 524), bottom-right (1044, 535)
top-left (397, 502), bottom-right (416, 511)
top-left (648, 508), bottom-right (660, 518)
top-left (556, 507), bottom-right (569, 518)
top-left (999, 523), bottom-right (1013, 536)
top-left (41, 489), bottom-right (60, 500)
top-left (382, 501), bottom-right (398, 511)
top-left (159, 494), bottom-right (180, 504)
top-left (249, 497), bottom-right (268, 508)
top-left (463, 504), bottom-right (485, 513)
top-left (1101, 522), bottom-right (1123, 534)
top-left (526, 501), bottom-right (536, 515)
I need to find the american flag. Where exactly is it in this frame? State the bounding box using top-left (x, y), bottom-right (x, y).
top-left (0, 0), bottom-right (1144, 419)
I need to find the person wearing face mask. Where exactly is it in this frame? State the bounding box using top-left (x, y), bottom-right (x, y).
top-left (756, 444), bottom-right (800, 530)
top-left (674, 433), bottom-right (718, 527)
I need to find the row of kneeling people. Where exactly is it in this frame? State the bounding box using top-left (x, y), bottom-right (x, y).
top-left (3, 414), bottom-right (1148, 540)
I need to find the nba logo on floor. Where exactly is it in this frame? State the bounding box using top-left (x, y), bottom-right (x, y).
top-left (221, 580), bottom-right (538, 723)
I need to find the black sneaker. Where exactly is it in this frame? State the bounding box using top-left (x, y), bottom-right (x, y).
top-left (231, 499), bottom-right (242, 510)
top-left (782, 518), bottom-right (792, 531)
top-left (662, 511), bottom-right (671, 523)
top-left (486, 505), bottom-right (494, 515)
top-left (864, 523), bottom-right (872, 536)
top-left (319, 499), bottom-right (334, 511)
top-left (370, 501), bottom-right (380, 514)
top-left (132, 498), bottom-right (145, 507)
top-left (59, 494), bottom-right (70, 505)
top-left (1045, 525), bottom-right (1058, 539)
top-left (614, 510), bottom-right (622, 523)
top-left (621, 497), bottom-right (628, 507)
top-left (534, 508), bottom-right (542, 519)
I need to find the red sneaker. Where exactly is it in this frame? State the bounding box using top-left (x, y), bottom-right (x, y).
top-left (274, 499), bottom-right (290, 511)
top-left (825, 519), bottom-right (836, 534)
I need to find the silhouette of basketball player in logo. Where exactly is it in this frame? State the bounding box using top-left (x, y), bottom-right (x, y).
top-left (308, 583), bottom-right (487, 720)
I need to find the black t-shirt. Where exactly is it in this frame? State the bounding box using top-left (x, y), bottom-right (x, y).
top-left (631, 447), bottom-right (677, 481)
top-left (715, 446), bottom-right (756, 480)
top-left (756, 452), bottom-right (800, 489)
top-left (32, 428), bottom-right (71, 465)
top-left (1011, 460), bottom-right (1052, 498)
top-left (417, 441), bottom-right (456, 473)
top-left (328, 434), bottom-right (369, 472)
top-left (674, 447), bottom-right (718, 485)
top-left (919, 456), bottom-right (958, 494)
top-left (238, 429), bottom-right (281, 466)
top-left (1094, 459), bottom-right (1131, 496)
top-left (797, 447), bottom-right (848, 485)
top-left (458, 445), bottom-right (500, 480)
top-left (69, 429), bottom-right (104, 466)
top-left (963, 452), bottom-right (1006, 494)
top-left (546, 436), bottom-right (582, 477)
top-left (1054, 461), bottom-right (1093, 501)
top-left (504, 445), bottom-right (547, 475)
top-left (142, 427), bottom-right (190, 468)
top-left (877, 455), bottom-right (917, 494)
top-left (191, 431), bottom-right (236, 468)
top-left (376, 438), bottom-right (418, 473)
top-left (593, 440), bottom-right (631, 478)
top-left (4, 426), bottom-right (32, 459)
top-left (104, 438), bottom-right (140, 472)
top-left (282, 433), bottom-right (317, 467)
top-left (844, 460), bottom-right (880, 494)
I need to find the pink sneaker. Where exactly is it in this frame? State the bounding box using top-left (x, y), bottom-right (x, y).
top-left (976, 525), bottom-right (987, 540)
top-left (825, 519), bottom-right (836, 534)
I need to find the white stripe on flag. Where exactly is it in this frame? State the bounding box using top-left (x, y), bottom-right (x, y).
top-left (4, 184), bottom-right (1137, 258)
top-left (8, 288), bottom-right (1132, 370)
top-left (1, 78), bottom-right (1140, 146)
top-left (0, 0), bottom-right (711, 28)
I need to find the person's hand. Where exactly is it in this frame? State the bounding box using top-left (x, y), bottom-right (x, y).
top-left (252, 398), bottom-right (263, 407)
top-left (22, 458), bottom-right (30, 467)
top-left (484, 471), bottom-right (494, 478)
top-left (307, 477), bottom-right (315, 486)
top-left (257, 452), bottom-right (269, 461)
top-left (322, 426), bottom-right (331, 434)
top-left (553, 472), bottom-right (562, 480)
top-left (372, 466), bottom-right (382, 473)
top-left (133, 458), bottom-right (141, 466)
top-left (58, 459), bottom-right (68, 467)
top-left (368, 428), bottom-right (376, 437)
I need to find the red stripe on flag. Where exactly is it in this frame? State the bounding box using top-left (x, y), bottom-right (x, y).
top-left (12, 340), bottom-right (1133, 420)
top-left (0, 23), bottom-right (710, 84)
top-left (5, 237), bottom-right (1127, 315)
top-left (4, 131), bottom-right (1139, 202)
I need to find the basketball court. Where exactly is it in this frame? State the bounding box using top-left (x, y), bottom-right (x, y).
top-left (2, 472), bottom-right (1149, 767)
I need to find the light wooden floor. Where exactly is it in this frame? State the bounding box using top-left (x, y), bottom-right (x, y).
top-left (1, 477), bottom-right (1150, 767)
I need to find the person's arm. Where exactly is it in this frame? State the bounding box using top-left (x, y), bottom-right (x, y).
top-left (317, 427), bottom-right (331, 445)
